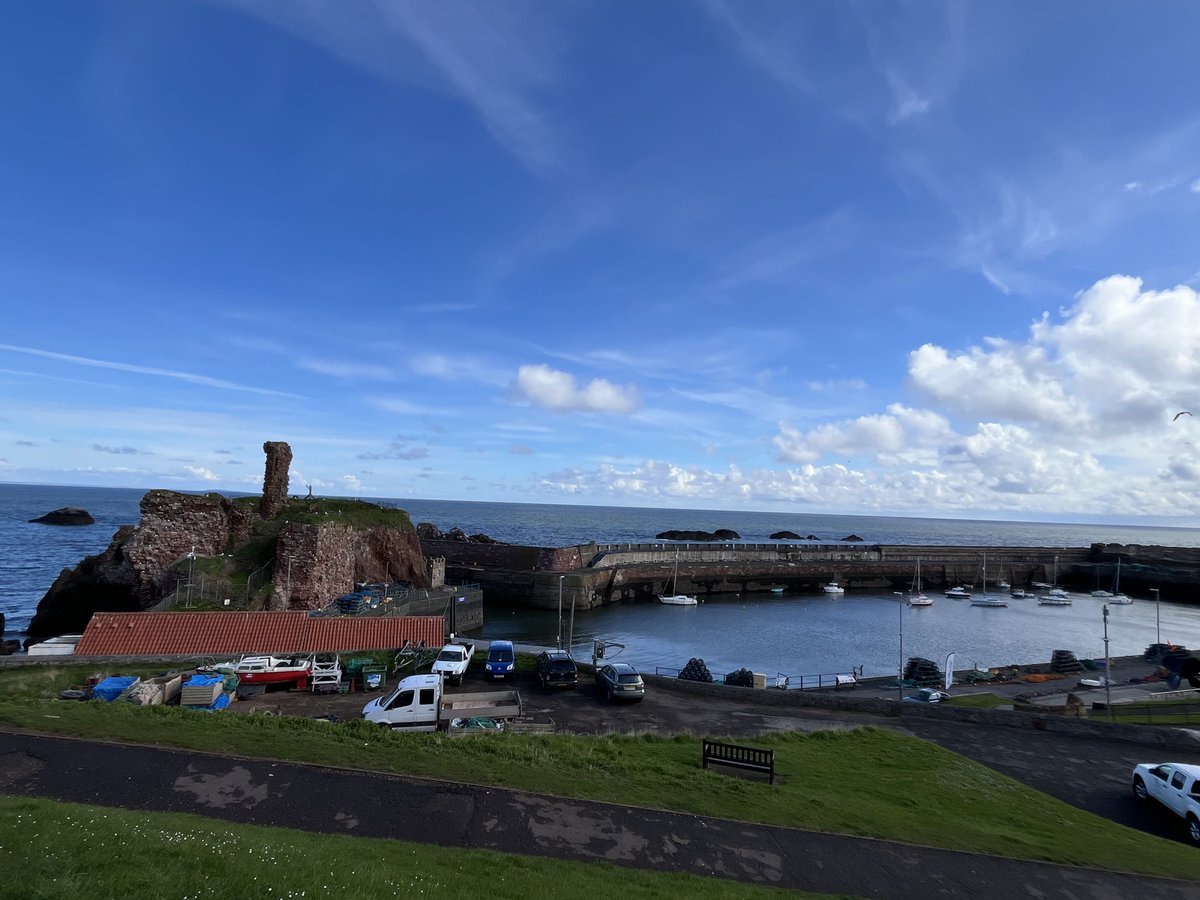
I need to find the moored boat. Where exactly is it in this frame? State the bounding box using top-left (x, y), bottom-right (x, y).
top-left (822, 581), bottom-right (845, 595)
top-left (658, 547), bottom-right (698, 606)
top-left (944, 585), bottom-right (971, 599)
top-left (970, 596), bottom-right (1008, 607)
top-left (1037, 595), bottom-right (1072, 606)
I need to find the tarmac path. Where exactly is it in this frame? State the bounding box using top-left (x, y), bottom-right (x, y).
top-left (899, 716), bottom-right (1200, 844)
top-left (1, 729), bottom-right (1195, 899)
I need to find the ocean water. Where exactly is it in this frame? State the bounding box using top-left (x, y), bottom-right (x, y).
top-left (3, 484), bottom-right (1199, 674)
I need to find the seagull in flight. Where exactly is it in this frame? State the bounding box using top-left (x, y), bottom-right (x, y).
top-left (1173, 411), bottom-right (1193, 421)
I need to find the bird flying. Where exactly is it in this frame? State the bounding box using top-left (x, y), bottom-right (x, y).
top-left (1173, 411), bottom-right (1193, 421)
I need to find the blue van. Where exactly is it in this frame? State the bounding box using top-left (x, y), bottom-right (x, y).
top-left (484, 640), bottom-right (515, 681)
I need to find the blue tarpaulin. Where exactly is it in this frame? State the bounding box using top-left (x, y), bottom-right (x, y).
top-left (184, 674), bottom-right (224, 687)
top-left (93, 676), bottom-right (139, 702)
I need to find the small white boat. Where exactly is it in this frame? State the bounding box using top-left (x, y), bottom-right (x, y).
top-left (770, 586), bottom-right (785, 594)
top-left (659, 593), bottom-right (699, 606)
top-left (659, 547), bottom-right (698, 606)
top-left (970, 596), bottom-right (1008, 607)
top-left (1009, 588), bottom-right (1029, 599)
top-left (822, 582), bottom-right (845, 595)
top-left (1031, 581), bottom-right (1051, 590)
top-left (907, 558), bottom-right (932, 605)
top-left (1106, 558), bottom-right (1132, 604)
top-left (1037, 595), bottom-right (1072, 606)
top-left (944, 586), bottom-right (971, 599)
top-left (1045, 587), bottom-right (1069, 600)
top-left (1091, 590), bottom-right (1113, 598)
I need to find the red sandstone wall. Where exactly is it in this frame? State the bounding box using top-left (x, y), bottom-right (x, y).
top-left (276, 523), bottom-right (429, 610)
top-left (123, 491), bottom-right (237, 603)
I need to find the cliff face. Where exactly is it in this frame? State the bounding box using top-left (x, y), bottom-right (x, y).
top-left (28, 442), bottom-right (427, 640)
top-left (273, 523), bottom-right (428, 610)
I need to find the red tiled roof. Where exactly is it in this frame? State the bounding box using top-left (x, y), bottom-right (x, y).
top-left (75, 611), bottom-right (445, 656)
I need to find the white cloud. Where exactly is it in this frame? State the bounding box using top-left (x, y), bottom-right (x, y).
top-left (0, 343), bottom-right (301, 398)
top-left (1191, 178), bottom-right (1200, 193)
top-left (183, 465), bottom-right (219, 482)
top-left (222, 0), bottom-right (570, 174)
top-left (512, 364), bottom-right (639, 414)
top-left (757, 275), bottom-right (1200, 516)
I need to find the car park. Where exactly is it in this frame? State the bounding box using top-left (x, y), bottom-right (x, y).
top-left (484, 640), bottom-right (516, 681)
top-left (536, 650), bottom-right (577, 689)
top-left (904, 688), bottom-right (949, 703)
top-left (596, 662), bottom-right (645, 702)
top-left (1131, 762), bottom-right (1200, 846)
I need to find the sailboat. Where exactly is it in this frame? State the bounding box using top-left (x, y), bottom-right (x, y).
top-left (1038, 556), bottom-right (1072, 605)
top-left (995, 563), bottom-right (1010, 593)
top-left (970, 553), bottom-right (1008, 607)
top-left (907, 558), bottom-right (933, 606)
top-left (658, 547), bottom-right (698, 606)
top-left (1109, 558), bottom-right (1132, 604)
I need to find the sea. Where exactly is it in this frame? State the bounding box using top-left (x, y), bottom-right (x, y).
top-left (4, 483), bottom-right (1200, 678)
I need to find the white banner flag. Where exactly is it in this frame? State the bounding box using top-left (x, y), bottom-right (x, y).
top-left (945, 652), bottom-right (956, 690)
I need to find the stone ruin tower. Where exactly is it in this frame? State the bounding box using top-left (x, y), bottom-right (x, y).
top-left (260, 441), bottom-right (292, 519)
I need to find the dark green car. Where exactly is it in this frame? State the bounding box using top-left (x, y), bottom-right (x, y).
top-left (596, 662), bottom-right (645, 702)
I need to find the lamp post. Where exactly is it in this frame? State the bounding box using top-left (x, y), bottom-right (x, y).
top-left (186, 548), bottom-right (196, 607)
top-left (1151, 588), bottom-right (1160, 645)
top-left (894, 592), bottom-right (905, 702)
top-left (557, 575), bottom-right (565, 651)
top-left (1102, 604), bottom-right (1112, 720)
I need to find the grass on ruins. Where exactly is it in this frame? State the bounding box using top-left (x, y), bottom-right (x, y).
top-left (0, 796), bottom-right (813, 900)
top-left (1, 664), bottom-right (1196, 880)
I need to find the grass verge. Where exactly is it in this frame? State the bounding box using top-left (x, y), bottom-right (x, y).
top-left (0, 796), bottom-right (812, 900)
top-left (944, 693), bottom-right (1012, 709)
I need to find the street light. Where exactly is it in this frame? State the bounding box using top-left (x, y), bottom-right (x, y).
top-left (557, 575), bottom-right (565, 651)
top-left (186, 547), bottom-right (196, 607)
top-left (1102, 604), bottom-right (1112, 720)
top-left (1151, 588), bottom-right (1161, 645)
top-left (894, 592), bottom-right (905, 702)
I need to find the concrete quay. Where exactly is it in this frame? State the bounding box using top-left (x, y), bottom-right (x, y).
top-left (422, 538), bottom-right (1200, 609)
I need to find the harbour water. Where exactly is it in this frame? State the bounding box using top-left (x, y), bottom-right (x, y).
top-left (3, 484), bottom-right (1199, 675)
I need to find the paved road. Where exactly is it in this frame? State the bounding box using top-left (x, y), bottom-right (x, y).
top-left (900, 716), bottom-right (1200, 845)
top-left (1, 730), bottom-right (1196, 899)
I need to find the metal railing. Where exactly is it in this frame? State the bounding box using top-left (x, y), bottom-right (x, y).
top-left (1102, 701), bottom-right (1200, 725)
top-left (652, 664), bottom-right (863, 690)
top-left (777, 665), bottom-right (864, 691)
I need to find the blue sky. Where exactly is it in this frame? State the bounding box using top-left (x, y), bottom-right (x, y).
top-left (3, 1), bottom-right (1200, 523)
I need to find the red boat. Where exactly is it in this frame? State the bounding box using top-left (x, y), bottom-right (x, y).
top-left (228, 655), bottom-right (312, 689)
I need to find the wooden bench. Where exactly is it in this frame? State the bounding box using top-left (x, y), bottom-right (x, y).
top-left (701, 739), bottom-right (775, 783)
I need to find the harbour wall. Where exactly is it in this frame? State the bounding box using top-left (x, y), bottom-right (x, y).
top-left (422, 539), bottom-right (1200, 609)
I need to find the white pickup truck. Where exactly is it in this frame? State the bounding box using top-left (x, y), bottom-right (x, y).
top-left (430, 638), bottom-right (475, 686)
top-left (1131, 761), bottom-right (1200, 845)
top-left (361, 673), bottom-right (521, 731)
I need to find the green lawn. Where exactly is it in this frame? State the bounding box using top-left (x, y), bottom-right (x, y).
top-left (2, 664), bottom-right (1197, 880)
top-left (0, 796), bottom-right (812, 900)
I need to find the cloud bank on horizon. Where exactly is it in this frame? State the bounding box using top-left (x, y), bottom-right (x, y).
top-left (2, 2), bottom-right (1199, 524)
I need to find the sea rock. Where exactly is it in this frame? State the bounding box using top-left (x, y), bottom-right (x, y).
top-left (806, 534), bottom-right (819, 540)
top-left (28, 507), bottom-right (94, 526)
top-left (841, 534), bottom-right (864, 542)
top-left (656, 529), bottom-right (742, 542)
top-left (417, 523), bottom-right (504, 544)
top-left (770, 531), bottom-right (802, 540)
